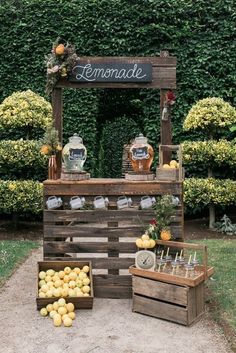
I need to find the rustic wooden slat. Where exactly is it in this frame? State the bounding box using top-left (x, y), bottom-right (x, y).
top-left (132, 294), bottom-right (187, 325)
top-left (44, 241), bottom-right (137, 254)
top-left (93, 274), bottom-right (132, 286)
top-left (44, 225), bottom-right (144, 238)
top-left (94, 285), bottom-right (132, 298)
top-left (132, 276), bottom-right (188, 306)
top-left (43, 179), bottom-right (183, 196)
top-left (62, 56), bottom-right (177, 66)
top-left (43, 209), bottom-right (182, 222)
top-left (43, 257), bottom-right (135, 269)
top-left (51, 87), bottom-right (63, 175)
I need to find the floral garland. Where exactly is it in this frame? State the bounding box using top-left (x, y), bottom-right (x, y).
top-left (45, 38), bottom-right (79, 95)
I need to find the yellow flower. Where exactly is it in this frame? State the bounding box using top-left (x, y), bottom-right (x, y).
top-left (56, 144), bottom-right (62, 151)
top-left (8, 183), bottom-right (16, 191)
top-left (40, 144), bottom-right (51, 155)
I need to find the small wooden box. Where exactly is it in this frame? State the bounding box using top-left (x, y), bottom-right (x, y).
top-left (132, 275), bottom-right (205, 326)
top-left (156, 167), bottom-right (180, 181)
top-left (36, 261), bottom-right (94, 310)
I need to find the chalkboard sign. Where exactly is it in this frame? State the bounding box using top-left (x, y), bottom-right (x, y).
top-left (131, 147), bottom-right (149, 160)
top-left (70, 63), bottom-right (152, 83)
top-left (69, 148), bottom-right (85, 161)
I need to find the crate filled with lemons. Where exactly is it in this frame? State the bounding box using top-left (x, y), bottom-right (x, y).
top-left (37, 261), bottom-right (93, 310)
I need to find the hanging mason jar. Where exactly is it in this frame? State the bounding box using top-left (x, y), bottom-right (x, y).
top-left (129, 133), bottom-right (154, 172)
top-left (62, 133), bottom-right (87, 172)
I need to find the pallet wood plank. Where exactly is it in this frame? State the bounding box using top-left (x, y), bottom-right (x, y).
top-left (132, 276), bottom-right (188, 306)
top-left (132, 294), bottom-right (187, 325)
top-left (94, 286), bottom-right (132, 298)
top-left (44, 241), bottom-right (137, 254)
top-left (43, 257), bottom-right (135, 269)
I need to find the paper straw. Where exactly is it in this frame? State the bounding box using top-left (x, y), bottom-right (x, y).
top-left (160, 250), bottom-right (164, 260)
top-left (193, 251), bottom-right (196, 261)
top-left (188, 254), bottom-right (192, 265)
top-left (180, 249), bottom-right (183, 259)
top-left (166, 247), bottom-right (170, 257)
top-left (175, 252), bottom-right (178, 262)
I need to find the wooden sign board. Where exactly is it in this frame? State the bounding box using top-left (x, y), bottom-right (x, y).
top-left (55, 56), bottom-right (176, 89)
top-left (70, 63), bottom-right (152, 83)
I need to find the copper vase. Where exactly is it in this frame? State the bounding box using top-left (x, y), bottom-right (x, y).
top-left (48, 155), bottom-right (57, 180)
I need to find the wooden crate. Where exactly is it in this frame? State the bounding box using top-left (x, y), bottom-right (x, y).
top-left (130, 240), bottom-right (213, 325)
top-left (36, 261), bottom-right (93, 310)
top-left (156, 145), bottom-right (184, 181)
top-left (43, 179), bottom-right (184, 298)
top-left (132, 275), bottom-right (205, 326)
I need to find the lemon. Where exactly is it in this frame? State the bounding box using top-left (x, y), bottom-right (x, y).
top-left (68, 312), bottom-right (75, 320)
top-left (38, 291), bottom-right (46, 298)
top-left (46, 304), bottom-right (54, 312)
top-left (64, 267), bottom-right (71, 274)
top-left (82, 265), bottom-right (90, 273)
top-left (78, 272), bottom-right (87, 280)
top-left (52, 275), bottom-right (60, 282)
top-left (162, 164), bottom-right (170, 169)
top-left (45, 275), bottom-right (52, 283)
top-left (142, 239), bottom-right (150, 248)
top-left (53, 288), bottom-right (61, 297)
top-left (39, 271), bottom-right (46, 280)
top-left (68, 289), bottom-right (76, 297)
top-left (63, 283), bottom-right (69, 289)
top-left (66, 303), bottom-right (75, 312)
top-left (58, 306), bottom-right (67, 316)
top-left (63, 275), bottom-right (70, 283)
top-left (82, 278), bottom-right (90, 286)
top-left (46, 269), bottom-right (55, 277)
top-left (76, 279), bottom-right (83, 288)
top-left (149, 239), bottom-right (156, 248)
top-left (83, 293), bottom-right (90, 297)
top-left (41, 284), bottom-right (49, 293)
top-left (63, 317), bottom-right (72, 327)
top-left (135, 238), bottom-right (143, 248)
top-left (39, 280), bottom-right (46, 288)
top-left (170, 160), bottom-right (178, 168)
top-left (62, 314), bottom-right (69, 321)
top-left (82, 285), bottom-right (90, 294)
top-left (69, 271), bottom-right (77, 281)
top-left (53, 314), bottom-right (62, 327)
top-left (76, 292), bottom-right (84, 297)
top-left (54, 279), bottom-right (62, 288)
top-left (141, 233), bottom-right (150, 241)
top-left (40, 308), bottom-right (48, 317)
top-left (52, 301), bottom-right (59, 311)
top-left (58, 271), bottom-right (65, 279)
top-left (49, 310), bottom-right (57, 319)
top-left (61, 288), bottom-right (69, 297)
top-left (46, 290), bottom-right (53, 297)
top-left (73, 267), bottom-right (80, 274)
top-left (58, 298), bottom-right (66, 307)
top-left (69, 280), bottom-right (76, 289)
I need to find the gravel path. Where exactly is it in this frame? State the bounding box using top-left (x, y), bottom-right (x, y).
top-left (0, 248), bottom-right (232, 353)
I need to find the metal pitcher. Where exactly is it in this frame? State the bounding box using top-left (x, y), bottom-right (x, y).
top-left (69, 196), bottom-right (85, 209)
top-left (46, 196), bottom-right (63, 210)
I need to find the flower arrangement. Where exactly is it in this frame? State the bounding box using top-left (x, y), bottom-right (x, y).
top-left (162, 90), bottom-right (176, 121)
top-left (40, 126), bottom-right (62, 156)
top-left (145, 195), bottom-right (176, 240)
top-left (46, 38), bottom-right (79, 95)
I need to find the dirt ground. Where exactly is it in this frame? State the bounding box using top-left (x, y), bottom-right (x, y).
top-left (0, 219), bottom-right (233, 353)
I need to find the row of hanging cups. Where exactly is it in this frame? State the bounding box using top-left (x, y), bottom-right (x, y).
top-left (46, 195), bottom-right (180, 210)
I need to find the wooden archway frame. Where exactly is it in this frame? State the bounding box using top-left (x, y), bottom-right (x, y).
top-left (52, 51), bottom-right (176, 173)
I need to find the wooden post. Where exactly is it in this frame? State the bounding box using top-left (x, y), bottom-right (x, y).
top-left (52, 88), bottom-right (63, 176)
top-left (160, 51), bottom-right (172, 164)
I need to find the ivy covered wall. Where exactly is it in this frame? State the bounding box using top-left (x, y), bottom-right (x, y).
top-left (0, 0), bottom-right (235, 177)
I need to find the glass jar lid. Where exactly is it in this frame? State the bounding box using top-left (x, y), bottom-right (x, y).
top-left (69, 133), bottom-right (83, 144)
top-left (134, 133), bottom-right (148, 145)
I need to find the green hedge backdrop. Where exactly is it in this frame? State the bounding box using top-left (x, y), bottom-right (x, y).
top-left (0, 0), bottom-right (235, 218)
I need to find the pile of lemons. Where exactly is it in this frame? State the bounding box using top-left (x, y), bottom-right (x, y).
top-left (40, 298), bottom-right (75, 327)
top-left (162, 160), bottom-right (179, 169)
top-left (38, 265), bottom-right (91, 298)
top-left (135, 233), bottom-right (156, 249)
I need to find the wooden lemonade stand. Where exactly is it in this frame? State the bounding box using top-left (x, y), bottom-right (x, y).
top-left (43, 52), bottom-right (185, 300)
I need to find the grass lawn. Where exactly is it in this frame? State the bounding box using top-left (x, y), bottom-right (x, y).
top-left (0, 240), bottom-right (40, 287)
top-left (196, 239), bottom-right (236, 347)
